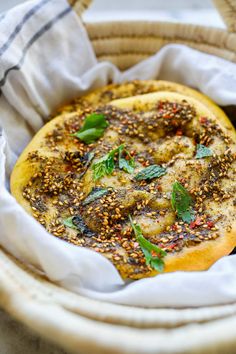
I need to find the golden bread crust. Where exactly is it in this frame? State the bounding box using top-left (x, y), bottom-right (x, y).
top-left (11, 81), bottom-right (236, 279)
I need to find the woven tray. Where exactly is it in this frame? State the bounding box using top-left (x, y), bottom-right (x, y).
top-left (1, 1), bottom-right (236, 353)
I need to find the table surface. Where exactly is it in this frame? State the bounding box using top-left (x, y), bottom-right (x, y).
top-left (0, 1), bottom-right (225, 353)
top-left (0, 309), bottom-right (68, 354)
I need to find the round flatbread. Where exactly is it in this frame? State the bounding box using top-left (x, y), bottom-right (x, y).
top-left (11, 81), bottom-right (236, 279)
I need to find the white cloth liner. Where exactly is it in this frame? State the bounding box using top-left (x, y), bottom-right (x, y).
top-left (0, 0), bottom-right (236, 308)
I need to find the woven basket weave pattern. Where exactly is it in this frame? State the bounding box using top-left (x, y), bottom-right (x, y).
top-left (1, 1), bottom-right (236, 353)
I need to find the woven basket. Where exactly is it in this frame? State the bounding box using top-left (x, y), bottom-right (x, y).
top-left (1, 1), bottom-right (236, 353)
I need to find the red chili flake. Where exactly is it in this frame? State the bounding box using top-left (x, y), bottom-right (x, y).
top-left (168, 243), bottom-right (177, 249)
top-left (179, 178), bottom-right (186, 184)
top-left (130, 150), bottom-right (136, 156)
top-left (190, 221), bottom-right (196, 229)
top-left (190, 217), bottom-right (201, 229)
top-left (164, 114), bottom-right (171, 119)
top-left (158, 101), bottom-right (163, 109)
top-left (207, 221), bottom-right (214, 229)
top-left (195, 217), bottom-right (202, 226)
top-left (199, 117), bottom-right (207, 124)
top-left (173, 108), bottom-right (179, 113)
top-left (172, 224), bottom-right (177, 231)
top-left (172, 103), bottom-right (180, 114)
top-left (156, 185), bottom-right (162, 191)
top-left (70, 123), bottom-right (80, 131)
top-left (151, 250), bottom-right (157, 257)
top-left (176, 130), bottom-right (183, 136)
top-left (65, 165), bottom-right (73, 172)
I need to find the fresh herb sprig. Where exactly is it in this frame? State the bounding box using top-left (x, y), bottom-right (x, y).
top-left (73, 113), bottom-right (109, 144)
top-left (195, 144), bottom-right (212, 159)
top-left (171, 181), bottom-right (195, 224)
top-left (92, 145), bottom-right (121, 181)
top-left (92, 144), bottom-right (135, 181)
top-left (135, 164), bottom-right (166, 181)
top-left (129, 215), bottom-right (167, 272)
top-left (118, 147), bottom-right (135, 174)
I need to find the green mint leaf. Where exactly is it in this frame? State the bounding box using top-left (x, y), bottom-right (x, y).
top-left (93, 160), bottom-right (108, 181)
top-left (92, 147), bottom-right (118, 181)
top-left (63, 215), bottom-right (95, 237)
top-left (129, 215), bottom-right (166, 272)
top-left (135, 164), bottom-right (166, 181)
top-left (80, 113), bottom-right (108, 131)
top-left (92, 144), bottom-right (134, 181)
top-left (75, 128), bottom-right (105, 144)
top-left (195, 144), bottom-right (212, 159)
top-left (83, 187), bottom-right (109, 205)
top-left (129, 215), bottom-right (143, 238)
top-left (149, 257), bottom-right (165, 272)
top-left (73, 113), bottom-right (109, 144)
top-left (118, 146), bottom-right (135, 174)
top-left (63, 217), bottom-right (78, 230)
top-left (171, 181), bottom-right (195, 224)
top-left (180, 210), bottom-right (195, 224)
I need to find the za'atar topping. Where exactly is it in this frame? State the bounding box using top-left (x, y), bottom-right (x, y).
top-left (12, 81), bottom-right (236, 280)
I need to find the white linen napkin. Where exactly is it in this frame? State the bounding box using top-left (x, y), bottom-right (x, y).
top-left (0, 0), bottom-right (236, 307)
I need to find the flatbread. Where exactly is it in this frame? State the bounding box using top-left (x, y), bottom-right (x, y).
top-left (11, 81), bottom-right (236, 279)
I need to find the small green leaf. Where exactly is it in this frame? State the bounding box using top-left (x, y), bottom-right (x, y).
top-left (171, 181), bottom-right (195, 224)
top-left (80, 113), bottom-right (108, 131)
top-left (63, 217), bottom-right (77, 230)
top-left (92, 144), bottom-right (134, 181)
top-left (93, 160), bottom-right (109, 181)
top-left (129, 215), bottom-right (166, 272)
top-left (73, 113), bottom-right (109, 144)
top-left (195, 144), bottom-right (212, 159)
top-left (75, 128), bottom-right (105, 144)
top-left (63, 215), bottom-right (94, 237)
top-left (118, 146), bottom-right (135, 174)
top-left (92, 146), bottom-right (119, 181)
top-left (135, 164), bottom-right (166, 181)
top-left (83, 187), bottom-right (110, 205)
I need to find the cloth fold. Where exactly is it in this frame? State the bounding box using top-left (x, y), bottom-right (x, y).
top-left (0, 0), bottom-right (236, 307)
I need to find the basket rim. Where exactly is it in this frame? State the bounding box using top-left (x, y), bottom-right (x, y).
top-left (2, 256), bottom-right (236, 354)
